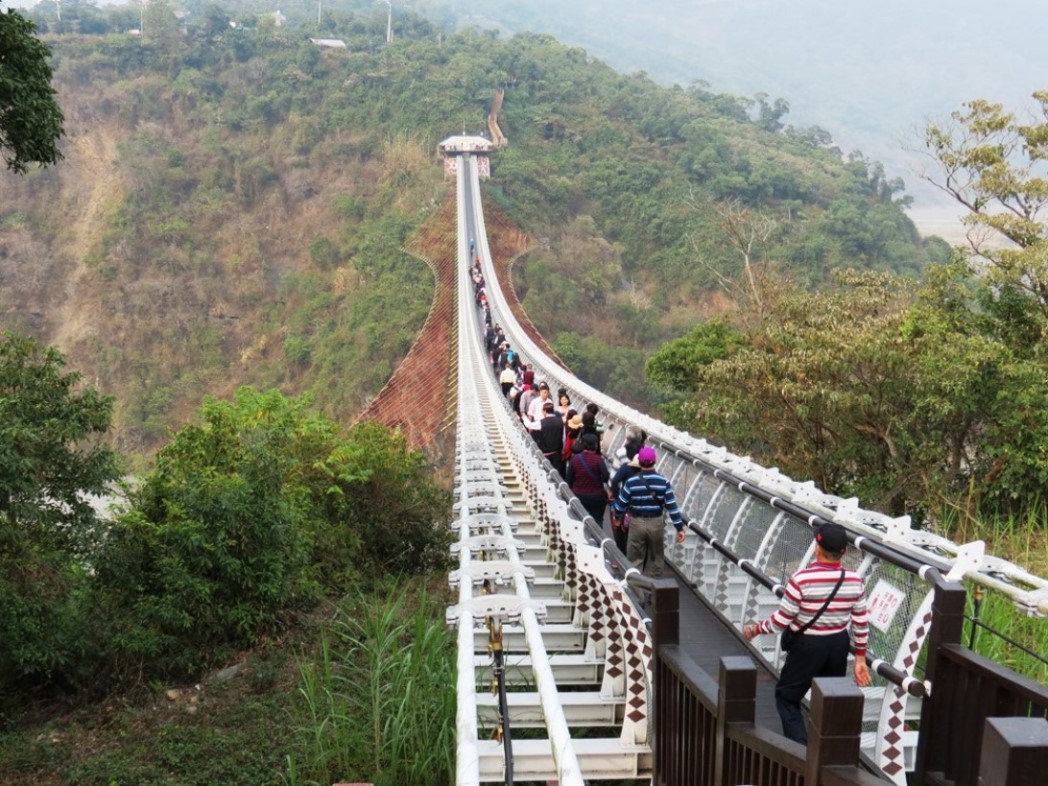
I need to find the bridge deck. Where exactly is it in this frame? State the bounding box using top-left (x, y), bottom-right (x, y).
top-left (670, 564), bottom-right (782, 730)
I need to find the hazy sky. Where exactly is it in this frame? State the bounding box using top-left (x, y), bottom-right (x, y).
top-left (12, 0), bottom-right (1043, 234)
top-left (455, 0), bottom-right (1046, 212)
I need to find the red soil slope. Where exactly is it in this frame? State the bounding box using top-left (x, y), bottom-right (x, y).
top-left (356, 189), bottom-right (565, 453)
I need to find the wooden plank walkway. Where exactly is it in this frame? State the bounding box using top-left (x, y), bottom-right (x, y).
top-left (595, 518), bottom-right (784, 734)
top-left (672, 568), bottom-right (783, 732)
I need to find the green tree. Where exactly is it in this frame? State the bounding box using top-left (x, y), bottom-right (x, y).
top-left (902, 258), bottom-right (1048, 511)
top-left (922, 92), bottom-right (1048, 333)
top-left (668, 272), bottom-right (1007, 512)
top-left (662, 263), bottom-right (1043, 517)
top-left (92, 388), bottom-right (450, 681)
top-left (0, 331), bottom-right (120, 687)
top-left (201, 3), bottom-right (230, 41)
top-left (647, 320), bottom-right (744, 394)
top-left (142, 0), bottom-right (179, 49)
top-left (327, 419), bottom-right (452, 579)
top-left (0, 7), bottom-right (64, 173)
top-left (92, 388), bottom-right (329, 679)
top-left (920, 93), bottom-right (1048, 509)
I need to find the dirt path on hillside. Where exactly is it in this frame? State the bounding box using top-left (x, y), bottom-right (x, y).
top-left (53, 132), bottom-right (123, 350)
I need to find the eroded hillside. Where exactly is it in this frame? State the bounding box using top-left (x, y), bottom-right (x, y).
top-left (1, 40), bottom-right (444, 458)
top-left (0, 24), bottom-right (947, 460)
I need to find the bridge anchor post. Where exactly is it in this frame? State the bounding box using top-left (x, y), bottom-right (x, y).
top-left (805, 677), bottom-right (866, 785)
top-left (978, 717), bottom-right (1048, 786)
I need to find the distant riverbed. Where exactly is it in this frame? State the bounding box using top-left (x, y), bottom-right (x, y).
top-left (906, 204), bottom-right (970, 245)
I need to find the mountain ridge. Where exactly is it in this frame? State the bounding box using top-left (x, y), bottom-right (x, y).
top-left (0, 16), bottom-right (946, 457)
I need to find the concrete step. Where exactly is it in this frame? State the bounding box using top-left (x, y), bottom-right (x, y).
top-left (475, 623), bottom-right (585, 653)
top-left (521, 559), bottom-right (559, 579)
top-left (473, 652), bottom-right (603, 686)
top-left (476, 691), bottom-right (624, 727)
top-left (540, 598), bottom-right (573, 624)
top-left (477, 738), bottom-right (652, 781)
top-left (529, 577), bottom-right (567, 599)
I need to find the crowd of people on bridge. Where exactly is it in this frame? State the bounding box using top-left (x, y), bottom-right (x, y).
top-left (470, 246), bottom-right (686, 577)
top-left (472, 243), bottom-right (873, 743)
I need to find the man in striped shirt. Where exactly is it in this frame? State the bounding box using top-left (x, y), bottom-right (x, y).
top-left (743, 522), bottom-right (872, 744)
top-left (610, 446), bottom-right (686, 577)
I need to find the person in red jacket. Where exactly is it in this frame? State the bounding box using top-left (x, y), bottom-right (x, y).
top-left (743, 522), bottom-right (872, 744)
top-left (565, 433), bottom-right (610, 525)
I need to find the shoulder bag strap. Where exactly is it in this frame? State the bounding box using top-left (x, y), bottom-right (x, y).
top-left (795, 568), bottom-right (847, 635)
top-left (574, 453), bottom-right (601, 483)
top-left (638, 474), bottom-right (665, 507)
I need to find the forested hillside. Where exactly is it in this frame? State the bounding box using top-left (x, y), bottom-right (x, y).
top-left (445, 0), bottom-right (1048, 215)
top-left (2, 7), bottom-right (1042, 782)
top-left (1, 0), bottom-right (946, 459)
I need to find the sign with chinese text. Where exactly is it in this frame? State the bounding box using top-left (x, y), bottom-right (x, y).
top-left (867, 579), bottom-right (905, 632)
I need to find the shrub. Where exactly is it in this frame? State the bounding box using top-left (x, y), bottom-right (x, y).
top-left (90, 388), bottom-right (450, 682)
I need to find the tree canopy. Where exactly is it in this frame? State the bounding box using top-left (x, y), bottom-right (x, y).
top-left (0, 7), bottom-right (64, 173)
top-left (650, 93), bottom-right (1048, 520)
top-left (0, 338), bottom-right (450, 694)
top-left (922, 92), bottom-right (1048, 342)
top-left (0, 331), bottom-right (121, 686)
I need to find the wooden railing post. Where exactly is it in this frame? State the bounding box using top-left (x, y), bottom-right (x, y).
top-left (977, 717), bottom-right (1048, 786)
top-left (913, 580), bottom-right (967, 782)
top-left (649, 577), bottom-right (679, 786)
top-left (650, 577), bottom-right (679, 647)
top-left (805, 677), bottom-right (865, 786)
top-left (715, 656), bottom-right (757, 786)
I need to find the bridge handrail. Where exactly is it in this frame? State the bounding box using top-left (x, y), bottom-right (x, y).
top-left (469, 169), bottom-right (1048, 618)
top-left (454, 160), bottom-right (586, 784)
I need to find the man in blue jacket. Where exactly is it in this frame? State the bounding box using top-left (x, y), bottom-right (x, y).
top-left (611, 446), bottom-right (686, 576)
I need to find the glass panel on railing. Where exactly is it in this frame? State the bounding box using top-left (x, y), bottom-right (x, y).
top-left (707, 485), bottom-right (747, 540)
top-left (759, 514), bottom-right (814, 585)
top-left (733, 502), bottom-right (781, 560)
top-left (687, 474), bottom-right (723, 527)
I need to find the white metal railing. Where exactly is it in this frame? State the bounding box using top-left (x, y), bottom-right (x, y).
top-left (462, 151), bottom-right (1047, 783)
top-left (468, 153), bottom-right (1048, 620)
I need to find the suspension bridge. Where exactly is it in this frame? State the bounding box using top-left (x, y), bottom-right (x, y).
top-left (369, 136), bottom-right (1048, 786)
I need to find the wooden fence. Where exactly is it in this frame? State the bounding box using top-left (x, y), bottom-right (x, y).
top-left (646, 579), bottom-right (1048, 786)
top-left (914, 581), bottom-right (1048, 786)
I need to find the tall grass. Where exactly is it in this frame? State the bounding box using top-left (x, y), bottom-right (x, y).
top-left (286, 588), bottom-right (455, 786)
top-left (966, 591), bottom-right (1048, 685)
top-left (946, 504), bottom-right (1048, 685)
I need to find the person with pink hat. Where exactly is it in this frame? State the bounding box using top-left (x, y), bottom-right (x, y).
top-left (610, 445), bottom-right (686, 577)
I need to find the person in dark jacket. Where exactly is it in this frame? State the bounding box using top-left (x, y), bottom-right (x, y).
top-left (580, 410), bottom-right (603, 453)
top-left (611, 446), bottom-right (686, 576)
top-left (608, 454), bottom-right (640, 553)
top-left (565, 433), bottom-right (610, 524)
top-left (536, 401), bottom-right (565, 476)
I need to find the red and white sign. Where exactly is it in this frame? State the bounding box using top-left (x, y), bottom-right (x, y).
top-left (867, 579), bottom-right (905, 632)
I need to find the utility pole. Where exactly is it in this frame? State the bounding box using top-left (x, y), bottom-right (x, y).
top-left (376, 0), bottom-right (392, 43)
